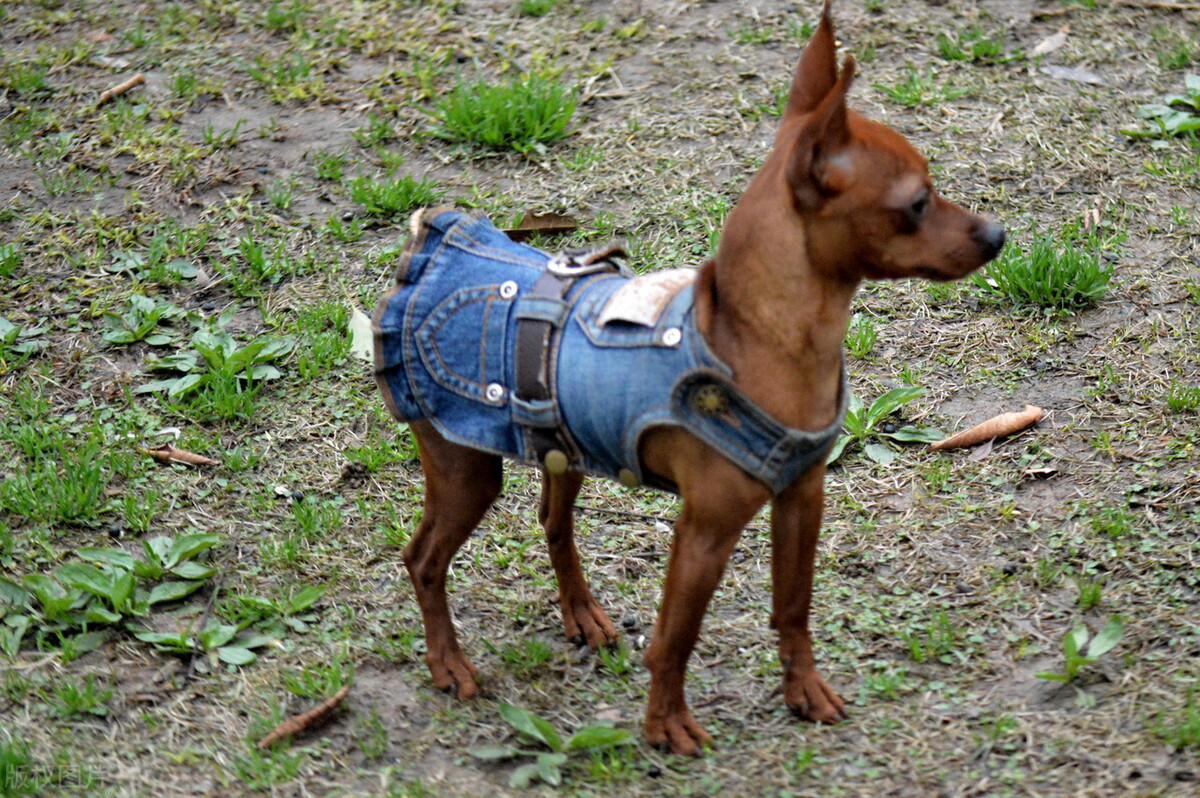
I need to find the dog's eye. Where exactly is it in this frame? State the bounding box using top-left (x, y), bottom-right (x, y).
top-left (908, 194), bottom-right (929, 222)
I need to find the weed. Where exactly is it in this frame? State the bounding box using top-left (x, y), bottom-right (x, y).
top-left (355, 708), bottom-right (390, 759)
top-left (313, 149), bottom-right (348, 181)
top-left (1157, 689), bottom-right (1200, 751)
top-left (0, 317), bottom-right (47, 371)
top-left (1166, 381), bottom-right (1200, 413)
top-left (0, 738), bottom-right (40, 797)
top-left (499, 638), bottom-right (554, 676)
top-left (352, 113), bottom-right (395, 148)
top-left (203, 119), bottom-right (244, 149)
top-left (858, 662), bottom-right (908, 701)
top-left (264, 0), bottom-right (311, 33)
top-left (0, 440), bottom-right (112, 524)
top-left (1075, 575), bottom-right (1103, 610)
top-left (0, 243), bottom-right (20, 277)
top-left (903, 610), bottom-right (961, 664)
top-left (470, 704), bottom-right (633, 788)
top-left (845, 312), bottom-right (878, 358)
top-left (347, 175), bottom-right (443, 219)
top-left (431, 73), bottom-right (578, 154)
top-left (50, 675), bottom-right (114, 718)
top-left (1036, 618), bottom-right (1123, 683)
top-left (517, 0), bottom-right (557, 17)
top-left (100, 294), bottom-right (184, 346)
top-left (828, 386), bottom-right (942, 465)
top-left (936, 28), bottom-right (1016, 64)
top-left (731, 23), bottom-right (774, 45)
top-left (970, 232), bottom-right (1113, 311)
top-left (265, 178), bottom-right (296, 211)
top-left (596, 641), bottom-right (635, 678)
top-left (874, 65), bottom-right (969, 107)
top-left (1123, 74), bottom-right (1200, 139)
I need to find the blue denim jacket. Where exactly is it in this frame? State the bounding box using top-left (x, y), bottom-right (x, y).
top-left (373, 210), bottom-right (846, 495)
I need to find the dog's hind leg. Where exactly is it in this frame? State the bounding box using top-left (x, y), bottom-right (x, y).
top-left (539, 470), bottom-right (619, 649)
top-left (404, 420), bottom-right (502, 699)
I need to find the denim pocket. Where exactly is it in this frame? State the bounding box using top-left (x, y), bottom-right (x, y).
top-left (415, 285), bottom-right (510, 403)
top-left (575, 277), bottom-right (693, 350)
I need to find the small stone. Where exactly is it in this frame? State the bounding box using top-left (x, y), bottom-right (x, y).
top-left (955, 581), bottom-right (973, 594)
top-left (647, 764), bottom-right (662, 778)
top-left (1001, 562), bottom-right (1020, 576)
top-left (341, 211), bottom-right (354, 222)
top-left (621, 615), bottom-right (639, 630)
top-left (291, 489), bottom-right (305, 502)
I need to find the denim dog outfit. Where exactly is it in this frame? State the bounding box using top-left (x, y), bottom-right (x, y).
top-left (373, 209), bottom-right (847, 495)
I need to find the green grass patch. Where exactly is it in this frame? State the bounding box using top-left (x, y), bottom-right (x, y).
top-left (430, 72), bottom-right (578, 154)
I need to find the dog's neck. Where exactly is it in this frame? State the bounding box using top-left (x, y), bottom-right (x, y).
top-left (695, 154), bottom-right (859, 433)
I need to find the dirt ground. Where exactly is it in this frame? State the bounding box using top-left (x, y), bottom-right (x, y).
top-left (1, 0), bottom-right (1199, 796)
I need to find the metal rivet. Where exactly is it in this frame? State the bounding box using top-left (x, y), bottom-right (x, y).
top-left (662, 327), bottom-right (682, 347)
top-left (499, 280), bottom-right (518, 299)
top-left (692, 384), bottom-right (729, 416)
top-left (544, 450), bottom-right (568, 474)
top-left (618, 468), bottom-right (639, 488)
top-left (485, 383), bottom-right (506, 403)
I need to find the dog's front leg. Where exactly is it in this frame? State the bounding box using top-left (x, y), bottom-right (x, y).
top-left (642, 458), bottom-right (765, 756)
top-left (770, 464), bottom-right (847, 723)
top-left (539, 470), bottom-right (619, 648)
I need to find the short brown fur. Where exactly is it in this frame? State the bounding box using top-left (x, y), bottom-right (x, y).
top-left (397, 1), bottom-right (1004, 755)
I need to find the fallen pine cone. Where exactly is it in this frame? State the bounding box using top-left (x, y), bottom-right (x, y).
top-left (929, 405), bottom-right (1045, 451)
top-left (257, 685), bottom-right (350, 749)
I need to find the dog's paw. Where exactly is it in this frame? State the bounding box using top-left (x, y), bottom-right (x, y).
top-left (785, 670), bottom-right (847, 724)
top-left (562, 597), bottom-right (620, 649)
top-left (645, 708), bottom-right (712, 757)
top-left (427, 653), bottom-right (481, 700)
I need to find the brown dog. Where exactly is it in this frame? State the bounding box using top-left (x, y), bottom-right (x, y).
top-left (379, 1), bottom-right (1004, 756)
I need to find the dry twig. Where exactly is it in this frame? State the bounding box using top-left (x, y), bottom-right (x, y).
top-left (257, 685), bottom-right (351, 749)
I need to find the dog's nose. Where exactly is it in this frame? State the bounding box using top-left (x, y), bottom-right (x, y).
top-left (973, 221), bottom-right (1006, 261)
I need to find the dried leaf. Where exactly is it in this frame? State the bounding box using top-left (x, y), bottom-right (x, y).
top-left (257, 685), bottom-right (350, 749)
top-left (930, 405), bottom-right (1045, 451)
top-left (1030, 27), bottom-right (1069, 58)
top-left (503, 211), bottom-right (578, 242)
top-left (140, 444), bottom-right (219, 467)
top-left (348, 306), bottom-right (374, 363)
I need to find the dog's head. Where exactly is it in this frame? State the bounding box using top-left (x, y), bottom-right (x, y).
top-left (776, 1), bottom-right (1004, 282)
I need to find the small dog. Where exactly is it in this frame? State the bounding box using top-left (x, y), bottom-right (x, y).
top-left (373, 1), bottom-right (1004, 755)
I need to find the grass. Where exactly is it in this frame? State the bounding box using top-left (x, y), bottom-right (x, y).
top-left (430, 72), bottom-right (578, 154)
top-left (1, 1), bottom-right (1198, 796)
top-left (970, 231), bottom-right (1115, 311)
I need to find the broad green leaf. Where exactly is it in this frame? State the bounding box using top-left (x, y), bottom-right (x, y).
top-left (84, 605), bottom-right (123, 624)
top-left (55, 563), bottom-right (116, 600)
top-left (164, 533), bottom-right (220, 568)
top-left (0, 615), bottom-right (30, 656)
top-left (130, 629), bottom-right (194, 652)
top-left (826, 434), bottom-right (851, 465)
top-left (565, 725), bottom-right (634, 751)
top-left (468, 746), bottom-right (520, 761)
top-left (76, 547), bottom-right (137, 571)
top-left (865, 386), bottom-right (925, 428)
top-left (863, 442), bottom-right (898, 466)
top-left (1035, 670), bottom-right (1069, 682)
top-left (287, 585), bottom-right (327, 614)
top-left (509, 763), bottom-right (539, 789)
top-left (247, 364), bottom-right (282, 382)
top-left (885, 425), bottom-right (944, 444)
top-left (499, 703), bottom-right (563, 751)
top-left (0, 577), bottom-right (30, 608)
top-left (170, 561), bottom-right (217, 581)
top-left (217, 646), bottom-right (256, 665)
top-left (148, 580), bottom-right (205, 605)
top-left (198, 624), bottom-right (238, 650)
top-left (1088, 618), bottom-right (1124, 658)
top-left (1064, 625), bottom-right (1089, 660)
top-left (536, 753), bottom-right (565, 786)
top-left (166, 373), bottom-right (205, 397)
top-left (70, 630), bottom-right (110, 656)
top-left (232, 632), bottom-right (277, 650)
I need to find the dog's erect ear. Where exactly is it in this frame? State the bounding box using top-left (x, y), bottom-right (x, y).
top-left (784, 1), bottom-right (838, 117)
top-left (786, 54), bottom-right (856, 210)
